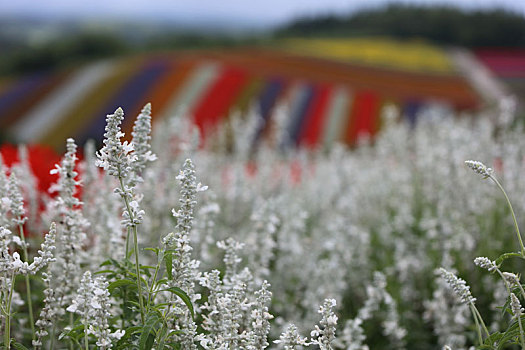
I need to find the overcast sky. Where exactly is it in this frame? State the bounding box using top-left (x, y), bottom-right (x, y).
top-left (1, 0), bottom-right (524, 27)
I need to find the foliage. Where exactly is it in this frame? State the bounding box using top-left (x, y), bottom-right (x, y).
top-left (277, 4), bottom-right (525, 48)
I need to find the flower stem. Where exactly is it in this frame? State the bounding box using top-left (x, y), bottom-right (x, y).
top-left (472, 304), bottom-right (490, 338)
top-left (125, 227), bottom-right (131, 259)
top-left (133, 225), bottom-right (146, 324)
top-left (147, 249), bottom-right (162, 310)
top-left (470, 304), bottom-right (483, 345)
top-left (17, 222), bottom-right (35, 340)
top-left (83, 319), bottom-right (89, 350)
top-left (118, 175), bottom-right (145, 324)
top-left (69, 312), bottom-right (74, 350)
top-left (490, 176), bottom-right (525, 256)
top-left (517, 313), bottom-right (525, 350)
top-left (4, 272), bottom-right (16, 350)
top-left (496, 268), bottom-right (512, 295)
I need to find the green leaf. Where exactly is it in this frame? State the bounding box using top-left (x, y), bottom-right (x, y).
top-left (108, 279), bottom-right (137, 293)
top-left (139, 312), bottom-right (162, 350)
top-left (164, 251), bottom-right (173, 280)
top-left (156, 278), bottom-right (168, 286)
top-left (145, 247), bottom-right (159, 254)
top-left (156, 325), bottom-right (169, 350)
top-left (11, 341), bottom-right (29, 350)
top-left (164, 287), bottom-right (194, 320)
top-left (101, 258), bottom-right (122, 268)
top-left (141, 265), bottom-right (157, 270)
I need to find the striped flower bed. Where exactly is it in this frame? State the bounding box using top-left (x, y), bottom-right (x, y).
top-left (0, 44), bottom-right (481, 150)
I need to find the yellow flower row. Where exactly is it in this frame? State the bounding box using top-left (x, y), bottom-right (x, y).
top-left (280, 37), bottom-right (454, 74)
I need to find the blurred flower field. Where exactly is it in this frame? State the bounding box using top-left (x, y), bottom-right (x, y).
top-left (0, 38), bottom-right (481, 151)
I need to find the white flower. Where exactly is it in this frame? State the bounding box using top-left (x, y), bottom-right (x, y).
top-left (465, 160), bottom-right (493, 179)
top-left (111, 330), bottom-right (125, 340)
top-left (474, 257), bottom-right (497, 272)
top-left (503, 272), bottom-right (521, 287)
top-left (96, 107), bottom-right (135, 179)
top-left (196, 183), bottom-right (208, 192)
top-left (439, 268), bottom-right (476, 304)
top-left (511, 293), bottom-right (524, 318)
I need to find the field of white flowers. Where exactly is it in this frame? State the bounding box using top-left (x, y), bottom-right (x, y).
top-left (2, 101), bottom-right (525, 349)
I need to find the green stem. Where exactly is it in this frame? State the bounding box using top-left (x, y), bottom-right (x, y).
top-left (496, 268), bottom-right (512, 295)
top-left (518, 314), bottom-right (525, 350)
top-left (518, 284), bottom-right (525, 301)
top-left (50, 326), bottom-right (56, 350)
top-left (117, 174), bottom-right (145, 324)
top-left (490, 176), bottom-right (525, 256)
top-left (470, 304), bottom-right (483, 345)
top-left (69, 312), bottom-right (74, 350)
top-left (125, 227), bottom-right (131, 259)
top-left (133, 225), bottom-right (145, 324)
top-left (472, 304), bottom-right (490, 338)
top-left (17, 222), bottom-right (35, 340)
top-left (4, 272), bottom-right (15, 350)
top-left (83, 319), bottom-right (89, 350)
top-left (147, 248), bottom-right (164, 311)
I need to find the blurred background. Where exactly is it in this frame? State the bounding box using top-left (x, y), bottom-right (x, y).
top-left (1, 0), bottom-right (525, 151)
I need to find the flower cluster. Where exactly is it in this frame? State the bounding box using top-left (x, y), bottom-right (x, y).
top-left (310, 299), bottom-right (338, 350)
top-left (67, 271), bottom-right (123, 349)
top-left (95, 107), bottom-right (136, 178)
top-left (473, 257), bottom-right (497, 272)
top-left (274, 324), bottom-right (310, 349)
top-left (129, 103), bottom-right (157, 186)
top-left (7, 173), bottom-right (27, 226)
top-left (464, 160), bottom-right (493, 179)
top-left (439, 268), bottom-right (476, 304)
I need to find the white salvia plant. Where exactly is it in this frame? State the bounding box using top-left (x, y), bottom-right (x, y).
top-left (11, 145), bottom-right (39, 229)
top-left (245, 280), bottom-right (274, 349)
top-left (337, 272), bottom-right (405, 349)
top-left (439, 268), bottom-right (489, 344)
top-left (6, 171), bottom-right (37, 339)
top-left (502, 272), bottom-right (525, 299)
top-left (129, 103), bottom-right (157, 187)
top-left (474, 256), bottom-right (513, 294)
top-left (510, 293), bottom-right (525, 349)
top-left (246, 199), bottom-right (279, 285)
top-left (439, 268), bottom-right (476, 304)
top-left (7, 173), bottom-right (27, 227)
top-left (95, 107), bottom-right (149, 324)
top-left (465, 160), bottom-right (525, 256)
top-left (274, 323), bottom-right (310, 349)
top-left (0, 156), bottom-right (10, 228)
top-left (162, 158), bottom-right (205, 348)
top-left (96, 107), bottom-right (136, 179)
top-left (464, 160), bottom-right (493, 179)
top-left (423, 272), bottom-right (470, 349)
top-left (334, 318), bottom-right (369, 350)
top-left (46, 138), bottom-right (88, 335)
top-left (33, 222), bottom-right (59, 349)
top-left (473, 257), bottom-right (497, 272)
top-left (67, 271), bottom-right (122, 350)
top-left (310, 298), bottom-right (338, 350)
top-left (81, 140), bottom-right (125, 262)
top-left (2, 223), bottom-right (56, 348)
top-left (88, 276), bottom-right (123, 349)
